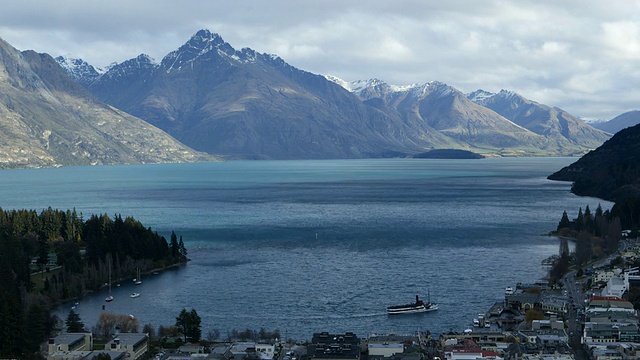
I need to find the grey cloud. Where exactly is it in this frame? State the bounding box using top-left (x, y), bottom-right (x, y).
top-left (1, 0), bottom-right (639, 120)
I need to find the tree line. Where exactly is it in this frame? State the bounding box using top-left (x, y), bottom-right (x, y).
top-left (0, 207), bottom-right (187, 359)
top-left (549, 204), bottom-right (623, 283)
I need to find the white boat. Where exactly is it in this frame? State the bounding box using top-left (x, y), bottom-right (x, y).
top-left (505, 286), bottom-right (514, 295)
top-left (387, 294), bottom-right (438, 315)
top-left (130, 293), bottom-right (140, 298)
top-left (134, 268), bottom-right (142, 285)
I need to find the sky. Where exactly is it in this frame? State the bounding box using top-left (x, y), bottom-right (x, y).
top-left (1, 0), bottom-right (639, 120)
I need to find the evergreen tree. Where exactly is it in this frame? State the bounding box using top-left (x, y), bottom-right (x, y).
top-left (25, 303), bottom-right (48, 352)
top-left (557, 211), bottom-right (571, 231)
top-left (65, 309), bottom-right (84, 332)
top-left (584, 205), bottom-right (595, 233)
top-left (576, 207), bottom-right (584, 231)
top-left (595, 204), bottom-right (604, 218)
top-left (178, 236), bottom-right (187, 258)
top-left (175, 308), bottom-right (202, 343)
top-left (559, 238), bottom-right (570, 258)
top-left (574, 231), bottom-right (592, 266)
top-left (170, 232), bottom-right (179, 258)
top-left (187, 309), bottom-right (201, 342)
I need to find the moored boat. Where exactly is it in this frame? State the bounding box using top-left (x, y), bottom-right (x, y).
top-left (130, 293), bottom-right (140, 298)
top-left (387, 294), bottom-right (438, 315)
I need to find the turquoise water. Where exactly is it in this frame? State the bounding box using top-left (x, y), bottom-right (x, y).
top-left (5, 158), bottom-right (608, 339)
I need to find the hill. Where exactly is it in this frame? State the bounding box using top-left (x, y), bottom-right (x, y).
top-left (467, 89), bottom-right (610, 151)
top-left (0, 37), bottom-right (212, 168)
top-left (548, 123), bottom-right (640, 203)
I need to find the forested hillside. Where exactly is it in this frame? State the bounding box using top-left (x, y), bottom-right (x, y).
top-left (0, 207), bottom-right (186, 358)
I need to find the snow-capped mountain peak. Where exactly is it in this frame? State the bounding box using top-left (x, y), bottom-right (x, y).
top-left (55, 56), bottom-right (106, 86)
top-left (466, 89), bottom-right (495, 104)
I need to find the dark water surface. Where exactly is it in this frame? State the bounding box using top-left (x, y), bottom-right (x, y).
top-left (2, 158), bottom-right (609, 339)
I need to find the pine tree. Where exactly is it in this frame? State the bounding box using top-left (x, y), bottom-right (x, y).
top-left (65, 309), bottom-right (84, 332)
top-left (170, 232), bottom-right (179, 258)
top-left (558, 211), bottom-right (571, 231)
top-left (576, 207), bottom-right (584, 231)
top-left (175, 308), bottom-right (202, 343)
top-left (559, 238), bottom-right (570, 257)
top-left (178, 236), bottom-right (187, 258)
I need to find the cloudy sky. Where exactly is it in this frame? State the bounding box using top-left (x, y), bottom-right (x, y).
top-left (1, 0), bottom-right (639, 120)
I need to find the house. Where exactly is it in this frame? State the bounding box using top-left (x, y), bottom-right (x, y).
top-left (105, 333), bottom-right (149, 360)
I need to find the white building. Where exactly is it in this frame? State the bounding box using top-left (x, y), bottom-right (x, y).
top-left (602, 276), bottom-right (629, 300)
top-left (368, 343), bottom-right (404, 358)
top-left (593, 270), bottom-right (616, 284)
top-left (105, 333), bottom-right (149, 360)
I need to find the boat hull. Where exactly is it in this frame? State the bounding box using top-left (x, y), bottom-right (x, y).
top-left (387, 303), bottom-right (438, 315)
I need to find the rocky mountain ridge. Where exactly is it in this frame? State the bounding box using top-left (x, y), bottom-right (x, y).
top-left (56, 29), bottom-right (612, 160)
top-left (0, 37), bottom-right (212, 168)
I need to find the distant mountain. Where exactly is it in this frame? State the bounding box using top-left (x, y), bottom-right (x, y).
top-left (591, 110), bottom-right (640, 134)
top-left (58, 29), bottom-right (610, 159)
top-left (0, 37), bottom-right (211, 168)
top-left (467, 89), bottom-right (611, 151)
top-left (548, 123), bottom-right (640, 202)
top-left (335, 78), bottom-right (559, 155)
top-left (55, 56), bottom-right (108, 87)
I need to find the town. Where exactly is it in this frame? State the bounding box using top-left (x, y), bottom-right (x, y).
top-left (45, 235), bottom-right (640, 360)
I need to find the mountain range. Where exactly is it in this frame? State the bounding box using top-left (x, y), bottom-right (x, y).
top-left (0, 29), bottom-right (621, 167)
top-left (54, 30), bottom-right (612, 161)
top-left (591, 111), bottom-right (640, 134)
top-left (0, 37), bottom-right (211, 168)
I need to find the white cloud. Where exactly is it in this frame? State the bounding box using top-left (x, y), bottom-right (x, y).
top-left (0, 0), bottom-right (639, 119)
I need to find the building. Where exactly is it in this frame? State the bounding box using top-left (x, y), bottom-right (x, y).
top-left (583, 323), bottom-right (640, 343)
top-left (228, 342), bottom-right (276, 360)
top-left (587, 297), bottom-right (635, 314)
top-left (506, 293), bottom-right (541, 312)
top-left (532, 319), bottom-right (564, 331)
top-left (593, 270), bottom-right (616, 284)
top-left (368, 343), bottom-right (404, 358)
top-left (48, 333), bottom-right (93, 353)
top-left (308, 332), bottom-right (361, 360)
top-left (603, 277), bottom-right (627, 298)
top-left (105, 333), bottom-right (149, 360)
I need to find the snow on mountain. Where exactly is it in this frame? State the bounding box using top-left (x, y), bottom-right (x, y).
top-left (326, 76), bottom-right (420, 95)
top-left (159, 29), bottom-right (286, 73)
top-left (326, 76), bottom-right (459, 103)
top-left (98, 54), bottom-right (157, 82)
top-left (55, 56), bottom-right (107, 86)
top-left (466, 89), bottom-right (495, 104)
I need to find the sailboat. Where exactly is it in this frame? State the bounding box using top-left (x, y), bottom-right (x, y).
top-left (134, 268), bottom-right (142, 285)
top-left (105, 260), bottom-right (113, 302)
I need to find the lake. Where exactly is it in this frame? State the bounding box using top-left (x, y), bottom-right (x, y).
top-left (2, 157), bottom-right (608, 340)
